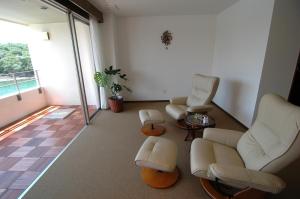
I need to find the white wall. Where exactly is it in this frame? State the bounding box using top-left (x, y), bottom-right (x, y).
top-left (0, 89), bottom-right (47, 127)
top-left (28, 22), bottom-right (81, 105)
top-left (100, 14), bottom-right (118, 68)
top-left (29, 22), bottom-right (98, 107)
top-left (211, 0), bottom-right (274, 127)
top-left (116, 15), bottom-right (216, 100)
top-left (255, 1), bottom-right (300, 196)
top-left (255, 0), bottom-right (300, 118)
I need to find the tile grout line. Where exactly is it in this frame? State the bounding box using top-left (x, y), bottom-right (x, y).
top-left (17, 125), bottom-right (87, 199)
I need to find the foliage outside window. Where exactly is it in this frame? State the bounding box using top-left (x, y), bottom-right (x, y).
top-left (0, 43), bottom-right (33, 74)
top-left (0, 43), bottom-right (36, 97)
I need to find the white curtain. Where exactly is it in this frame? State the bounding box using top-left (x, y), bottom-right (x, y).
top-left (89, 16), bottom-right (109, 109)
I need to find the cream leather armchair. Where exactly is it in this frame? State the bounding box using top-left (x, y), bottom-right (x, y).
top-left (190, 94), bottom-right (300, 198)
top-left (166, 74), bottom-right (220, 120)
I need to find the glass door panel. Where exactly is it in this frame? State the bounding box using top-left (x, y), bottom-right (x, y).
top-left (74, 19), bottom-right (99, 119)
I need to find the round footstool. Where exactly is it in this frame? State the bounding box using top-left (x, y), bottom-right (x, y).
top-left (139, 109), bottom-right (165, 136)
top-left (135, 136), bottom-right (179, 188)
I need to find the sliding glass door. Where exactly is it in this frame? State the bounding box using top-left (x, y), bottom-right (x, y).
top-left (67, 12), bottom-right (100, 124)
top-left (37, 0), bottom-right (100, 125)
top-left (74, 19), bottom-right (99, 119)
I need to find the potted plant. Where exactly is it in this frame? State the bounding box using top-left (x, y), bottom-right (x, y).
top-left (94, 66), bottom-right (131, 112)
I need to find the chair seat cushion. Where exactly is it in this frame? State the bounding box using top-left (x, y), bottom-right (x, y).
top-left (165, 104), bottom-right (187, 120)
top-left (190, 138), bottom-right (245, 179)
top-left (135, 136), bottom-right (178, 172)
top-left (139, 109), bottom-right (165, 126)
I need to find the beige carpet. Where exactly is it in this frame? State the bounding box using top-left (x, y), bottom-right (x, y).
top-left (22, 102), bottom-right (246, 199)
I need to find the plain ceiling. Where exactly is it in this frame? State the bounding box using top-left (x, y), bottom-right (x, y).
top-left (0, 0), bottom-right (239, 25)
top-left (89, 0), bottom-right (239, 16)
top-left (0, 0), bottom-right (67, 25)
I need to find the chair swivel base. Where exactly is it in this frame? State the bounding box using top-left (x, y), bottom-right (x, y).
top-left (141, 124), bottom-right (165, 136)
top-left (140, 167), bottom-right (179, 189)
top-left (200, 178), bottom-right (266, 199)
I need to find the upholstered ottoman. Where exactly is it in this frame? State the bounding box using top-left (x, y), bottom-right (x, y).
top-left (135, 136), bottom-right (179, 188)
top-left (139, 109), bottom-right (165, 136)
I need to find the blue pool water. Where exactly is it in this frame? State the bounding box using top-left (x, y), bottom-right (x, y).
top-left (0, 80), bottom-right (37, 97)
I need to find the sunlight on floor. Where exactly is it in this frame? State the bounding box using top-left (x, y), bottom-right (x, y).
top-left (0, 106), bottom-right (59, 142)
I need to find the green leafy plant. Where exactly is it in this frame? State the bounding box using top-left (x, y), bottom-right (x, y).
top-left (0, 43), bottom-right (33, 73)
top-left (94, 71), bottom-right (110, 87)
top-left (94, 66), bottom-right (131, 99)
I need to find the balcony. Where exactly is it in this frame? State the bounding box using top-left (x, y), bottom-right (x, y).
top-left (0, 69), bottom-right (94, 198)
top-left (0, 70), bottom-right (45, 130)
top-left (0, 70), bottom-right (40, 100)
top-left (0, 10), bottom-right (98, 198)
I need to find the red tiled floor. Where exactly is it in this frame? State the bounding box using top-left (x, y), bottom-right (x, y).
top-left (8, 147), bottom-right (35, 158)
top-left (25, 147), bottom-right (49, 158)
top-left (8, 139), bottom-right (31, 147)
top-left (59, 124), bottom-right (75, 131)
top-left (0, 171), bottom-right (23, 189)
top-left (0, 189), bottom-right (23, 199)
top-left (0, 139), bottom-right (18, 147)
top-left (46, 125), bottom-right (63, 131)
top-left (8, 131), bottom-right (29, 139)
top-left (51, 131), bottom-right (68, 138)
top-left (55, 138), bottom-right (72, 146)
top-left (9, 171), bottom-right (39, 190)
top-left (35, 130), bottom-right (55, 138)
top-left (19, 131), bottom-right (41, 138)
top-left (20, 125), bottom-right (37, 131)
top-left (9, 158), bottom-right (39, 171)
top-left (0, 147), bottom-right (19, 157)
top-left (0, 158), bottom-right (21, 171)
top-left (0, 105), bottom-right (95, 199)
top-left (42, 147), bottom-right (64, 158)
top-left (38, 138), bottom-right (60, 147)
top-left (29, 158), bottom-right (54, 172)
top-left (33, 125), bottom-right (51, 131)
top-left (24, 138), bottom-right (46, 147)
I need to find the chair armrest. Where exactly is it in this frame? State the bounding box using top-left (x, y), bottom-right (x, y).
top-left (187, 104), bottom-right (214, 113)
top-left (170, 97), bottom-right (187, 105)
top-left (203, 128), bottom-right (244, 148)
top-left (208, 164), bottom-right (286, 194)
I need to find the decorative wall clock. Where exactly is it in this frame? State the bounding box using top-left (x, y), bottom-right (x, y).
top-left (161, 30), bottom-right (173, 49)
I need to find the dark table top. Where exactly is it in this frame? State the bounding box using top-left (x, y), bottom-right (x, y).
top-left (176, 113), bottom-right (215, 130)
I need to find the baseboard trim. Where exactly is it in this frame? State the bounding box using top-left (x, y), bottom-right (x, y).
top-left (124, 100), bottom-right (169, 103)
top-left (212, 101), bottom-right (248, 130)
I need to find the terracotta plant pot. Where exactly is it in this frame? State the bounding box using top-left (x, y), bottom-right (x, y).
top-left (108, 96), bottom-right (123, 113)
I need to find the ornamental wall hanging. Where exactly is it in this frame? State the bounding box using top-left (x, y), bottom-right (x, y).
top-left (161, 30), bottom-right (173, 49)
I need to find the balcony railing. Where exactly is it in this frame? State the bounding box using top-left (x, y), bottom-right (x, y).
top-left (0, 70), bottom-right (41, 100)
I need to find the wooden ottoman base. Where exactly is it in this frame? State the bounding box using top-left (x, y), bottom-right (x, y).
top-left (141, 124), bottom-right (165, 136)
top-left (200, 178), bottom-right (266, 199)
top-left (140, 167), bottom-right (179, 189)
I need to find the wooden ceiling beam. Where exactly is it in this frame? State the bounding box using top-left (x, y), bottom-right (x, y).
top-left (70, 0), bottom-right (103, 23)
top-left (53, 0), bottom-right (88, 19)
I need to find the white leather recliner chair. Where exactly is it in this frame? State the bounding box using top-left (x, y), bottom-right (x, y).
top-left (165, 74), bottom-right (219, 120)
top-left (190, 94), bottom-right (300, 198)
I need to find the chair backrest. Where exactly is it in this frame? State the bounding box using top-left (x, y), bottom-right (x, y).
top-left (186, 74), bottom-right (219, 107)
top-left (237, 94), bottom-right (300, 173)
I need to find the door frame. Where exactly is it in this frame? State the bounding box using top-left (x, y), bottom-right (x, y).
top-left (288, 51), bottom-right (300, 106)
top-left (68, 12), bottom-right (90, 125)
top-left (41, 0), bottom-right (100, 124)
